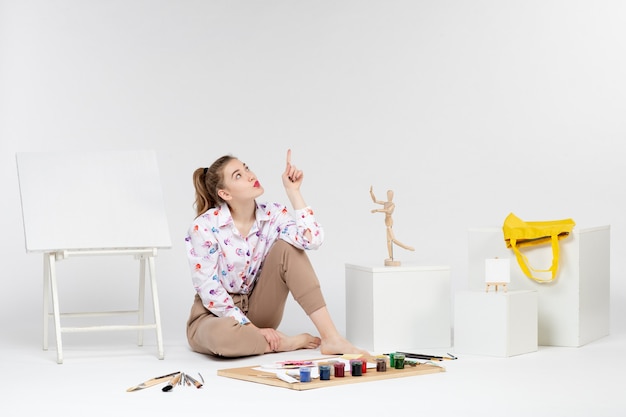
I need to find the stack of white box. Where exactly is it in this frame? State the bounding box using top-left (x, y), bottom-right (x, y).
top-left (466, 225), bottom-right (610, 348)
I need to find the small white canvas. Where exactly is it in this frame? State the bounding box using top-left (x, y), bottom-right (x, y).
top-left (485, 258), bottom-right (510, 283)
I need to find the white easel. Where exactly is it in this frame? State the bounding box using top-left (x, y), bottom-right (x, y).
top-left (17, 150), bottom-right (172, 364)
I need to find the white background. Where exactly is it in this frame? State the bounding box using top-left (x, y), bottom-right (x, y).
top-left (1, 0), bottom-right (624, 349)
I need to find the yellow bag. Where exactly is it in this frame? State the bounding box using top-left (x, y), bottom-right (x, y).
top-left (502, 213), bottom-right (576, 283)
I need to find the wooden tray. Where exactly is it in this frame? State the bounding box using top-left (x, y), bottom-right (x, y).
top-left (217, 357), bottom-right (445, 391)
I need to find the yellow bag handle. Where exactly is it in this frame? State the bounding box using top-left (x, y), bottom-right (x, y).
top-left (508, 234), bottom-right (560, 283)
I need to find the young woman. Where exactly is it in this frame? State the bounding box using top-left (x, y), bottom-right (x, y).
top-left (185, 149), bottom-right (368, 358)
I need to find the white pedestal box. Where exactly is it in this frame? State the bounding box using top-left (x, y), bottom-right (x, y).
top-left (345, 263), bottom-right (451, 353)
top-left (454, 290), bottom-right (537, 357)
top-left (468, 226), bottom-right (610, 347)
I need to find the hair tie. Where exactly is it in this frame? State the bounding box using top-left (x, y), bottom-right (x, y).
top-left (203, 167), bottom-right (208, 175)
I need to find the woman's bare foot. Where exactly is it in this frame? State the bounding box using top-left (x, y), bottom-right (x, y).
top-left (276, 332), bottom-right (321, 352)
top-left (320, 335), bottom-right (369, 357)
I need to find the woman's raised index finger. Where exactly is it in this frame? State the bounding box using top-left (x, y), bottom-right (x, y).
top-left (286, 149), bottom-right (292, 165)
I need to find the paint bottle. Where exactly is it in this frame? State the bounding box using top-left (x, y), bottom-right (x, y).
top-left (300, 366), bottom-right (311, 382)
top-left (333, 362), bottom-right (345, 377)
top-left (394, 353), bottom-right (405, 369)
top-left (319, 365), bottom-right (331, 381)
top-left (350, 360), bottom-right (363, 376)
top-left (376, 358), bottom-right (387, 372)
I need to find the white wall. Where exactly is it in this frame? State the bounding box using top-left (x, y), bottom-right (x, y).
top-left (1, 0), bottom-right (625, 348)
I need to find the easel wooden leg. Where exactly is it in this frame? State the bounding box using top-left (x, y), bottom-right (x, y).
top-left (485, 282), bottom-right (508, 293)
top-left (47, 253), bottom-right (64, 364)
top-left (147, 255), bottom-right (164, 360)
top-left (42, 254), bottom-right (49, 352)
top-left (137, 257), bottom-right (146, 347)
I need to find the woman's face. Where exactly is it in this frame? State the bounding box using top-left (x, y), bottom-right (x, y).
top-left (218, 158), bottom-right (264, 203)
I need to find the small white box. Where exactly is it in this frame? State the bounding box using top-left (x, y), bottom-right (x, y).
top-left (345, 263), bottom-right (451, 353)
top-left (454, 290), bottom-right (538, 357)
top-left (468, 226), bottom-right (610, 347)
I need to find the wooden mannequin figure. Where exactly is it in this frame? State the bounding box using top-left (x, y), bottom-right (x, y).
top-left (370, 186), bottom-right (415, 266)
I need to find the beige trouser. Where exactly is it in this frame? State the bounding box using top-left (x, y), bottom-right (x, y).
top-left (186, 240), bottom-right (327, 357)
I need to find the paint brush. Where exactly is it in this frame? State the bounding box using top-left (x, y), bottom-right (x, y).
top-left (185, 373), bottom-right (203, 389)
top-left (162, 372), bottom-right (182, 392)
top-left (393, 352), bottom-right (457, 361)
top-left (126, 371), bottom-right (180, 392)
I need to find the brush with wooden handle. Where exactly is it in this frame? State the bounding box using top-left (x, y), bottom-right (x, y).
top-left (126, 372), bottom-right (180, 392)
top-left (161, 372), bottom-right (182, 392)
top-left (184, 373), bottom-right (203, 389)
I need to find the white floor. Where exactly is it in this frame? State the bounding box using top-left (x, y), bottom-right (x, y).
top-left (3, 329), bottom-right (625, 417)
